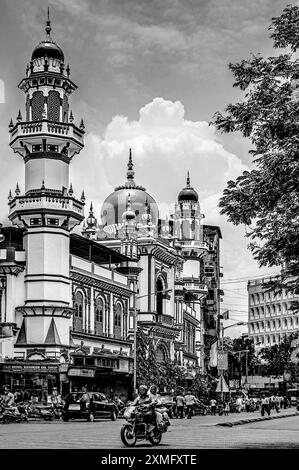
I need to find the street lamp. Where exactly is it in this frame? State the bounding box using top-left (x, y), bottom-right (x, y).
top-left (219, 321), bottom-right (247, 400)
top-left (133, 287), bottom-right (172, 393)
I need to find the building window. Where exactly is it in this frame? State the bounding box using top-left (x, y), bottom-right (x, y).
top-left (48, 90), bottom-right (60, 122)
top-left (95, 296), bottom-right (104, 335)
top-left (73, 290), bottom-right (84, 331)
top-left (156, 345), bottom-right (167, 363)
top-left (31, 91), bottom-right (44, 121)
top-left (114, 303), bottom-right (122, 339)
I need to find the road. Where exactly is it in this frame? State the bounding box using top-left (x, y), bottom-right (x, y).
top-left (1, 411), bottom-right (299, 449)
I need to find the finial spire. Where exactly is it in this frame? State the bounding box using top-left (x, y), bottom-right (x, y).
top-left (90, 202), bottom-right (93, 213)
top-left (45, 7), bottom-right (52, 37)
top-left (127, 148), bottom-right (134, 181)
top-left (186, 171), bottom-right (190, 187)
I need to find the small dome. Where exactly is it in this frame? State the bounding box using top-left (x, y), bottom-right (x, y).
top-left (32, 40), bottom-right (64, 62)
top-left (31, 11), bottom-right (64, 62)
top-left (178, 172), bottom-right (198, 203)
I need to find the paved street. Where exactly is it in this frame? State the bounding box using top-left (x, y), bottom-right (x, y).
top-left (1, 410), bottom-right (299, 449)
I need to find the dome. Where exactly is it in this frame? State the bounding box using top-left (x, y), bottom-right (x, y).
top-left (31, 11), bottom-right (64, 62)
top-left (32, 40), bottom-right (64, 62)
top-left (101, 150), bottom-right (159, 229)
top-left (178, 172), bottom-right (198, 203)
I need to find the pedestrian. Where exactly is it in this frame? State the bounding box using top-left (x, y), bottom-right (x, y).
top-left (236, 396), bottom-right (243, 413)
top-left (224, 400), bottom-right (230, 416)
top-left (2, 386), bottom-right (15, 406)
top-left (283, 396), bottom-right (289, 409)
top-left (184, 391), bottom-right (196, 419)
top-left (261, 395), bottom-right (270, 417)
top-left (175, 393), bottom-right (185, 419)
top-left (245, 397), bottom-right (250, 413)
top-left (210, 397), bottom-right (217, 416)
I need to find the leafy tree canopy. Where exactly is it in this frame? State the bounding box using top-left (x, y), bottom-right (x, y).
top-left (212, 4), bottom-right (299, 296)
top-left (259, 331), bottom-right (299, 380)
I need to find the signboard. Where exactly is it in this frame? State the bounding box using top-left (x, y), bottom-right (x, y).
top-left (217, 350), bottom-right (228, 370)
top-left (68, 368), bottom-right (95, 378)
top-left (59, 363), bottom-right (69, 373)
top-left (216, 375), bottom-right (229, 393)
top-left (1, 363), bottom-right (59, 373)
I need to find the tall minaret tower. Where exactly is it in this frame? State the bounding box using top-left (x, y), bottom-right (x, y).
top-left (8, 11), bottom-right (85, 352)
top-left (173, 172), bottom-right (207, 297)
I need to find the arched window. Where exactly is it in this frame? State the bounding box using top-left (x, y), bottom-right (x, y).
top-left (95, 296), bottom-right (104, 335)
top-left (156, 277), bottom-right (164, 315)
top-left (114, 303), bottom-right (122, 339)
top-left (73, 290), bottom-right (84, 332)
top-left (48, 91), bottom-right (60, 121)
top-left (31, 91), bottom-right (44, 121)
top-left (156, 345), bottom-right (167, 363)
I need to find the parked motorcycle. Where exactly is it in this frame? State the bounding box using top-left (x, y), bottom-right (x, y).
top-left (120, 404), bottom-right (169, 447)
top-left (26, 403), bottom-right (55, 421)
top-left (0, 402), bottom-right (28, 424)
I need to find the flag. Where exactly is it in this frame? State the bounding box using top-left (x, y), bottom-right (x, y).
top-left (209, 340), bottom-right (218, 368)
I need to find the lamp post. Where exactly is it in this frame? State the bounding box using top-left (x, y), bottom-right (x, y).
top-left (133, 287), bottom-right (172, 394)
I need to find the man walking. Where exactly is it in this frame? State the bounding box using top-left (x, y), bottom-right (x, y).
top-left (184, 391), bottom-right (196, 419)
top-left (210, 397), bottom-right (217, 416)
top-left (175, 393), bottom-right (185, 419)
top-left (261, 395), bottom-right (270, 417)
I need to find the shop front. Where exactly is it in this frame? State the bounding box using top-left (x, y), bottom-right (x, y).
top-left (0, 360), bottom-right (60, 402)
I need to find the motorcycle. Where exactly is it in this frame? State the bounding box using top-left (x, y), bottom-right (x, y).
top-left (26, 403), bottom-right (55, 421)
top-left (120, 404), bottom-right (169, 447)
top-left (0, 402), bottom-right (28, 424)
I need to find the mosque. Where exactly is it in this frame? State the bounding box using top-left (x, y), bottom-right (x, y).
top-left (0, 14), bottom-right (223, 401)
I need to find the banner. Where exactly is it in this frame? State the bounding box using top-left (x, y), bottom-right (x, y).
top-left (209, 340), bottom-right (218, 367)
top-left (217, 350), bottom-right (228, 370)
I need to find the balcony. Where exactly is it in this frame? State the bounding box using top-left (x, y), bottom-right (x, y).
top-left (182, 277), bottom-right (208, 296)
top-left (156, 314), bottom-right (174, 327)
top-left (10, 120), bottom-right (84, 146)
top-left (180, 240), bottom-right (209, 251)
top-left (9, 194), bottom-right (84, 217)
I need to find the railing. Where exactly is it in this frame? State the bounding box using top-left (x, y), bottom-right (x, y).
top-left (10, 120), bottom-right (84, 144)
top-left (9, 195), bottom-right (84, 215)
top-left (156, 314), bottom-right (174, 326)
top-left (180, 240), bottom-right (209, 250)
top-left (183, 281), bottom-right (208, 293)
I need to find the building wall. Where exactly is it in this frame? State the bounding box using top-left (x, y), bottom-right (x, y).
top-left (248, 276), bottom-right (299, 349)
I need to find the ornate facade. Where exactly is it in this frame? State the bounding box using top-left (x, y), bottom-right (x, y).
top-left (0, 13), bottom-right (223, 401)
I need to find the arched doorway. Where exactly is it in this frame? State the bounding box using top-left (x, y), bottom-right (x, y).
top-left (156, 344), bottom-right (168, 363)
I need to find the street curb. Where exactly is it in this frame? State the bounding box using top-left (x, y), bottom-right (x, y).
top-left (217, 412), bottom-right (299, 427)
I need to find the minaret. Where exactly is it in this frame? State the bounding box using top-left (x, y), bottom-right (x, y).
top-left (173, 172), bottom-right (207, 297)
top-left (82, 202), bottom-right (97, 240)
top-left (8, 12), bottom-right (85, 352)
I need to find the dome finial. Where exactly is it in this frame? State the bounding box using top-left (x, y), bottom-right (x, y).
top-left (45, 7), bottom-right (52, 37)
top-left (186, 171), bottom-right (190, 187)
top-left (127, 148), bottom-right (135, 181)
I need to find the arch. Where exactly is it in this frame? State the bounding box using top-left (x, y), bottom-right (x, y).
top-left (114, 301), bottom-right (122, 339)
top-left (95, 296), bottom-right (105, 335)
top-left (155, 342), bottom-right (169, 363)
top-left (73, 289), bottom-right (84, 332)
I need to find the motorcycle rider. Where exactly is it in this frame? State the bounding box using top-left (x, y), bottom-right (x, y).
top-left (132, 385), bottom-right (156, 435)
top-left (2, 387), bottom-right (15, 407)
top-left (148, 385), bottom-right (170, 431)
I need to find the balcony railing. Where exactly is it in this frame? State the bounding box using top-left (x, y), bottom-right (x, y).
top-left (156, 314), bottom-right (174, 326)
top-left (10, 120), bottom-right (84, 145)
top-left (9, 195), bottom-right (84, 216)
top-left (180, 240), bottom-right (209, 250)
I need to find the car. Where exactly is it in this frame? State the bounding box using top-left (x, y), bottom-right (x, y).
top-left (62, 392), bottom-right (118, 422)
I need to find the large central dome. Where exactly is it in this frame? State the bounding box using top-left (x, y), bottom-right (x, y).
top-left (101, 150), bottom-right (159, 232)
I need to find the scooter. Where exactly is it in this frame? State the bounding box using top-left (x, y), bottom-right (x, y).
top-left (0, 402), bottom-right (28, 423)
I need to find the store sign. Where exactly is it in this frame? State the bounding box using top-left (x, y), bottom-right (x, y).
top-left (68, 368), bottom-right (95, 378)
top-left (217, 351), bottom-right (228, 370)
top-left (59, 363), bottom-right (69, 373)
top-left (1, 363), bottom-right (59, 373)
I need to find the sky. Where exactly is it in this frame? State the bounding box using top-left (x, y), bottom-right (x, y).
top-left (0, 0), bottom-right (290, 337)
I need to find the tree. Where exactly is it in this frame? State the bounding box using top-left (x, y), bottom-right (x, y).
top-left (212, 5), bottom-right (299, 298)
top-left (136, 328), bottom-right (159, 387)
top-left (259, 331), bottom-right (299, 380)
